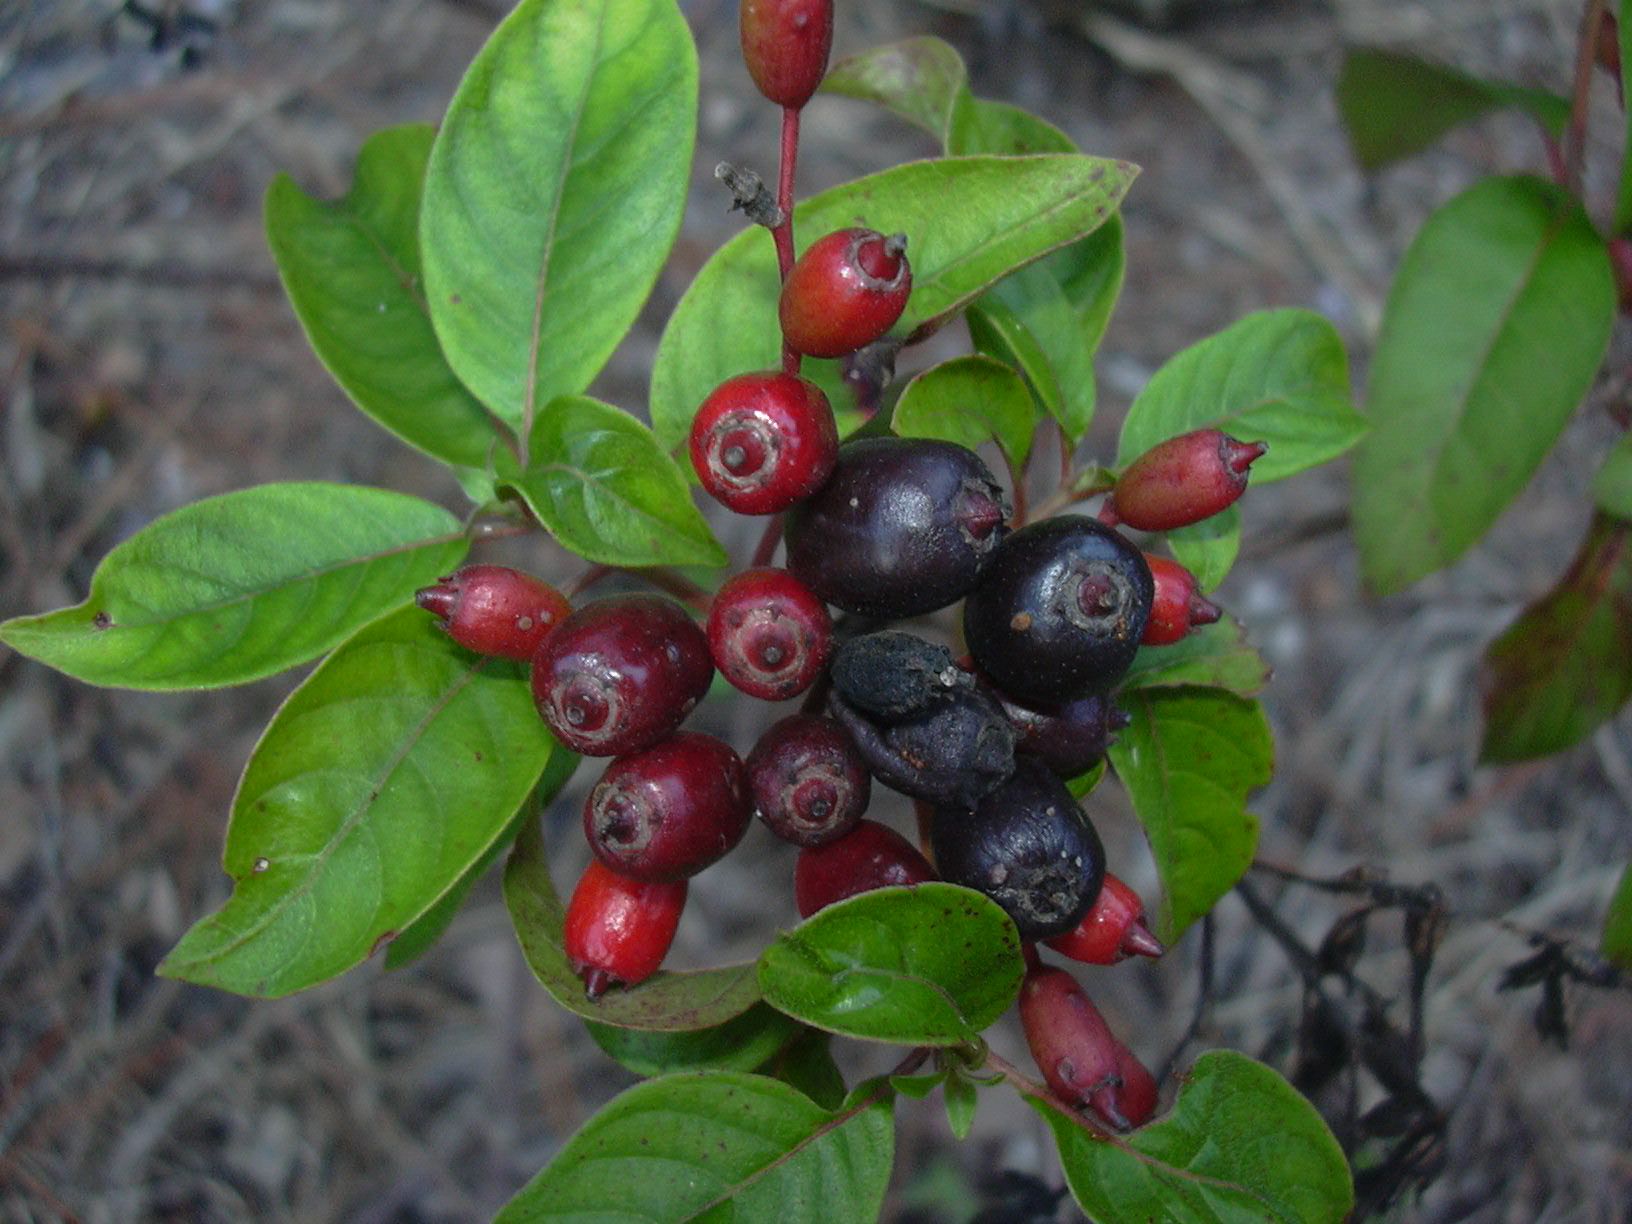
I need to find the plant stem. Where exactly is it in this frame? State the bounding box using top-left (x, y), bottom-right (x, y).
top-left (775, 105), bottom-right (803, 376)
top-left (1565, 0), bottom-right (1609, 198)
top-left (749, 513), bottom-right (784, 568)
top-left (564, 564), bottom-right (711, 614)
top-left (981, 1049), bottom-right (1119, 1141)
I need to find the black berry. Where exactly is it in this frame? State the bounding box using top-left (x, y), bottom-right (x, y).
top-left (829, 630), bottom-right (972, 721)
top-left (830, 686), bottom-right (1015, 809)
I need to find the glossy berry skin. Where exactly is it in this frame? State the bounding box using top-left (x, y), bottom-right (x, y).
top-left (963, 515), bottom-right (1153, 705)
top-left (707, 567), bottom-right (831, 701)
top-left (531, 595), bottom-right (713, 757)
top-left (1019, 963), bottom-right (1147, 1131)
top-left (1141, 554), bottom-right (1222, 646)
top-left (690, 372), bottom-right (838, 515)
top-left (1044, 872), bottom-right (1165, 965)
top-left (415, 565), bottom-right (571, 661)
top-left (780, 228), bottom-right (912, 359)
top-left (786, 437), bottom-right (1009, 618)
top-left (794, 819), bottom-right (935, 918)
top-left (747, 714), bottom-right (870, 847)
top-left (739, 0), bottom-right (833, 109)
top-left (1114, 1046), bottom-right (1159, 1129)
top-left (930, 758), bottom-right (1105, 940)
top-left (1109, 429), bottom-right (1268, 532)
top-left (831, 688), bottom-right (1015, 809)
top-left (563, 859), bottom-right (687, 999)
top-left (988, 685), bottom-right (1129, 779)
top-left (583, 732), bottom-right (751, 882)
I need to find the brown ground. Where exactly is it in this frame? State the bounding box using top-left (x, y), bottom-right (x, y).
top-left (2, 0), bottom-right (1628, 1220)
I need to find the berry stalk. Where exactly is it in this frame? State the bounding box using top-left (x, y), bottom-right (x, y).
top-left (776, 105), bottom-right (802, 374)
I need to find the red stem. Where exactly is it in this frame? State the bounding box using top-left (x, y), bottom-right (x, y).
top-left (1565, 0), bottom-right (1609, 197)
top-left (775, 105), bottom-right (803, 376)
top-left (750, 513), bottom-right (785, 568)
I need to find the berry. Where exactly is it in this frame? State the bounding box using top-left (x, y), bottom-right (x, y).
top-left (739, 0), bottom-right (833, 110)
top-left (415, 565), bottom-right (570, 661)
top-left (1108, 428), bottom-right (1267, 533)
top-left (531, 595), bottom-right (713, 757)
top-left (779, 228), bottom-right (912, 359)
top-left (1019, 963), bottom-right (1148, 1131)
top-left (830, 630), bottom-right (972, 721)
top-left (583, 732), bottom-right (751, 882)
top-left (963, 515), bottom-right (1153, 705)
top-left (1141, 554), bottom-right (1222, 646)
top-left (747, 714), bottom-right (870, 847)
top-left (1044, 872), bottom-right (1165, 965)
top-left (1113, 1046), bottom-right (1159, 1129)
top-left (794, 819), bottom-right (935, 918)
top-left (786, 437), bottom-right (1009, 618)
top-left (989, 686), bottom-right (1129, 779)
top-left (830, 686), bottom-right (1016, 809)
top-left (689, 372), bottom-right (838, 515)
top-left (929, 758), bottom-right (1105, 940)
top-left (563, 859), bottom-right (687, 999)
top-left (707, 567), bottom-right (831, 701)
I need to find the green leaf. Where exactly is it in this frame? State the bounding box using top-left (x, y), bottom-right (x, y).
top-left (948, 96), bottom-right (1075, 157)
top-left (266, 125), bottom-right (506, 471)
top-left (893, 355), bottom-right (1037, 470)
top-left (1336, 48), bottom-right (1569, 171)
top-left (157, 608), bottom-right (556, 997)
top-left (421, 0), bottom-right (697, 437)
top-left (757, 883), bottom-right (1024, 1046)
top-left (943, 1072), bottom-right (978, 1141)
top-left (1604, 861), bottom-right (1632, 970)
top-left (503, 396), bottom-right (727, 568)
top-left (1353, 177), bottom-right (1617, 594)
top-left (650, 155), bottom-right (1137, 452)
top-left (967, 297), bottom-right (1070, 431)
top-left (1039, 1050), bottom-right (1353, 1223)
top-left (384, 747), bottom-right (580, 970)
top-left (1592, 432), bottom-right (1632, 520)
top-left (1067, 760), bottom-right (1107, 800)
top-left (767, 1028), bottom-right (848, 1109)
top-left (822, 35), bottom-right (968, 144)
top-left (1167, 506), bottom-right (1242, 594)
top-left (495, 1071), bottom-right (895, 1223)
top-left (0, 484), bottom-right (465, 690)
top-left (1115, 309), bottom-right (1363, 484)
top-left (503, 816), bottom-right (761, 1031)
top-left (1479, 515), bottom-right (1632, 762)
top-left (1108, 688), bottom-right (1271, 943)
top-left (889, 1071), bottom-right (947, 1100)
top-left (1618, 1), bottom-right (1632, 233)
top-left (587, 1004), bottom-right (801, 1078)
top-left (1119, 615), bottom-right (1271, 698)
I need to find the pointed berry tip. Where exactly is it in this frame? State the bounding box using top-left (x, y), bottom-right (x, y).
top-left (1120, 921), bottom-right (1165, 960)
top-left (1188, 594), bottom-right (1223, 628)
top-left (579, 967), bottom-right (616, 1000)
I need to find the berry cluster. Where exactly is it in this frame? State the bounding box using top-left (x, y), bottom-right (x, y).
top-left (414, 3), bottom-right (1268, 1136)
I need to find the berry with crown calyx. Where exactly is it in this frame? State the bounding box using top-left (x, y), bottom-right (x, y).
top-left (563, 859), bottom-right (687, 999)
top-left (747, 713), bottom-right (869, 847)
top-left (780, 228), bottom-right (912, 359)
top-left (1107, 428), bottom-right (1267, 533)
top-left (690, 372), bottom-right (838, 516)
top-left (707, 567), bottom-right (831, 701)
top-left (1019, 962), bottom-right (1149, 1131)
top-left (415, 565), bottom-right (570, 661)
top-left (1141, 553), bottom-right (1222, 646)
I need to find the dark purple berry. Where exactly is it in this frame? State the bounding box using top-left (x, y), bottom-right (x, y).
top-left (531, 595), bottom-right (713, 756)
top-left (794, 819), bottom-right (935, 918)
top-left (706, 567), bottom-right (831, 701)
top-left (829, 630), bottom-right (973, 720)
top-left (747, 714), bottom-right (869, 847)
top-left (830, 687), bottom-right (1015, 809)
top-left (786, 437), bottom-right (1010, 618)
top-left (963, 515), bottom-right (1153, 705)
top-left (929, 758), bottom-right (1105, 940)
top-left (583, 732), bottom-right (751, 882)
top-left (988, 686), bottom-right (1129, 779)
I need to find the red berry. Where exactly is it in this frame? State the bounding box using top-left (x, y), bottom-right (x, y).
top-left (415, 565), bottom-right (570, 661)
top-left (1141, 554), bottom-right (1222, 646)
top-left (1108, 429), bottom-right (1267, 533)
top-left (1043, 872), bottom-right (1165, 965)
top-left (793, 819), bottom-right (934, 918)
top-left (786, 437), bottom-right (1009, 618)
top-left (739, 0), bottom-right (833, 110)
top-left (747, 714), bottom-right (869, 847)
top-left (563, 859), bottom-right (687, 998)
top-left (706, 567), bottom-right (832, 701)
top-left (531, 595), bottom-right (713, 757)
top-left (583, 732), bottom-right (752, 882)
top-left (1019, 963), bottom-right (1145, 1131)
top-left (690, 372), bottom-right (838, 515)
top-left (779, 228), bottom-right (912, 359)
top-left (1114, 1046), bottom-right (1159, 1129)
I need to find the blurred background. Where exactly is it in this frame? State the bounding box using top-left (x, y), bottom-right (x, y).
top-left (2, 0), bottom-right (1629, 1219)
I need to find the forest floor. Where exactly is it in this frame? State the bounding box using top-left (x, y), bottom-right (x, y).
top-left (2, 0), bottom-right (1629, 1220)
